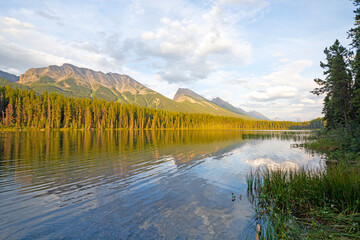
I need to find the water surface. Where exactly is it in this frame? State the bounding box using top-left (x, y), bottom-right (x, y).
top-left (0, 130), bottom-right (322, 239)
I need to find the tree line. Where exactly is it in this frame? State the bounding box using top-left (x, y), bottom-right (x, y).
top-left (0, 86), bottom-right (314, 130)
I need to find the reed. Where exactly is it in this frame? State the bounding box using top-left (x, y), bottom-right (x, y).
top-left (247, 163), bottom-right (360, 239)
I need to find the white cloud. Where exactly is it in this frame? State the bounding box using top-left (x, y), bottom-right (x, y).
top-left (132, 0), bottom-right (265, 83)
top-left (249, 86), bottom-right (298, 101)
top-left (2, 17), bottom-right (35, 29)
top-left (0, 17), bottom-right (125, 74)
top-left (263, 60), bottom-right (313, 88)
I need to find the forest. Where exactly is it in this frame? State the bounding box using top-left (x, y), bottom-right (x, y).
top-left (0, 85), bottom-right (318, 130)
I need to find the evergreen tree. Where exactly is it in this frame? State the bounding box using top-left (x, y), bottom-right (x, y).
top-left (0, 86), bottom-right (311, 130)
top-left (311, 40), bottom-right (353, 130)
top-left (4, 103), bottom-right (14, 126)
top-left (349, 0), bottom-right (360, 120)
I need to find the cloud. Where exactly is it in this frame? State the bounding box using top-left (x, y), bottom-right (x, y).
top-left (249, 86), bottom-right (298, 101)
top-left (2, 17), bottom-right (35, 29)
top-left (263, 60), bottom-right (313, 88)
top-left (0, 17), bottom-right (121, 74)
top-left (0, 41), bottom-right (69, 74)
top-left (35, 10), bottom-right (64, 25)
top-left (130, 0), bottom-right (145, 15)
top-left (204, 0), bottom-right (269, 25)
top-left (132, 0), bottom-right (267, 83)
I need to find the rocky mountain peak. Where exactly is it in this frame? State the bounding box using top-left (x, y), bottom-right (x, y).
top-left (173, 88), bottom-right (207, 102)
top-left (18, 63), bottom-right (152, 94)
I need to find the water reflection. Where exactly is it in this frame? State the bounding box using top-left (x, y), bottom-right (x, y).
top-left (0, 130), bottom-right (322, 239)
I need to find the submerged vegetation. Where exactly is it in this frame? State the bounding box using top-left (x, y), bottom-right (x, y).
top-left (0, 86), bottom-right (317, 130)
top-left (247, 1), bottom-right (360, 238)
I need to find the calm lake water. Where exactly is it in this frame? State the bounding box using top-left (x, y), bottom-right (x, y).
top-left (0, 130), bottom-right (322, 239)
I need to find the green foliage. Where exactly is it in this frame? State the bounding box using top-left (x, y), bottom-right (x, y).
top-left (305, 137), bottom-right (338, 152)
top-left (312, 40), bottom-right (352, 130)
top-left (289, 118), bottom-right (324, 130)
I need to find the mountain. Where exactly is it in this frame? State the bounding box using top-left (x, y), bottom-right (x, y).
top-left (19, 63), bottom-right (188, 111)
top-left (173, 88), bottom-right (256, 120)
top-left (211, 97), bottom-right (271, 120)
top-left (174, 88), bottom-right (207, 102)
top-left (11, 63), bottom-right (253, 119)
top-left (212, 97), bottom-right (248, 115)
top-left (0, 70), bottom-right (19, 82)
top-left (246, 111), bottom-right (270, 121)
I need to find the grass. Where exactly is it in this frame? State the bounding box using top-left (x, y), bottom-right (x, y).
top-left (247, 163), bottom-right (360, 239)
top-left (304, 137), bottom-right (339, 152)
top-left (247, 129), bottom-right (360, 239)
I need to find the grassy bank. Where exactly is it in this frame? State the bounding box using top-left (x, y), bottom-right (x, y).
top-left (247, 133), bottom-right (360, 239)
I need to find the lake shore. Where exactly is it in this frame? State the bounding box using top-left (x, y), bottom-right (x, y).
top-left (247, 132), bottom-right (360, 239)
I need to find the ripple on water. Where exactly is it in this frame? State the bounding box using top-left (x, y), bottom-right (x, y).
top-left (0, 130), bottom-right (322, 239)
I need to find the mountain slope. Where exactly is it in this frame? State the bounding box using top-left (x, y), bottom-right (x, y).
top-left (247, 111), bottom-right (270, 121)
top-left (0, 77), bottom-right (30, 90)
top-left (212, 97), bottom-right (248, 115)
top-left (211, 97), bottom-right (270, 120)
top-left (0, 70), bottom-right (19, 82)
top-left (173, 88), bottom-right (256, 120)
top-left (19, 63), bottom-right (189, 111)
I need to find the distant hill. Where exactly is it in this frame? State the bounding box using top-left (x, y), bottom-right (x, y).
top-left (173, 88), bottom-right (256, 120)
top-left (0, 70), bottom-right (19, 82)
top-left (211, 97), bottom-right (270, 120)
top-left (246, 111), bottom-right (271, 121)
top-left (0, 77), bottom-right (29, 91)
top-left (211, 97), bottom-right (248, 115)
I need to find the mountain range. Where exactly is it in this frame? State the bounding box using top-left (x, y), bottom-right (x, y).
top-left (0, 70), bottom-right (19, 82)
top-left (211, 97), bottom-right (270, 120)
top-left (0, 63), bottom-right (269, 120)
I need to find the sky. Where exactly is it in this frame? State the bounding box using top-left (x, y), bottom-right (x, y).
top-left (0, 0), bottom-right (356, 121)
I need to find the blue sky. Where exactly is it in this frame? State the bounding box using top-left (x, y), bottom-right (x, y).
top-left (0, 0), bottom-right (355, 121)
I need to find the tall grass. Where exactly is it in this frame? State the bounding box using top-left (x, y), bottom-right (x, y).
top-left (247, 163), bottom-right (360, 239)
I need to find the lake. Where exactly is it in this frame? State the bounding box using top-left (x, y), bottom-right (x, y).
top-left (0, 130), bottom-right (322, 239)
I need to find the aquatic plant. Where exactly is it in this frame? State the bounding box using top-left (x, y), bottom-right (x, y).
top-left (247, 164), bottom-right (360, 239)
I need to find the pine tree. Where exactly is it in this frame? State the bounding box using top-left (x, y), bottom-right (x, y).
top-left (84, 106), bottom-right (92, 130)
top-left (349, 0), bottom-right (360, 120)
top-left (311, 40), bottom-right (353, 130)
top-left (4, 103), bottom-right (14, 126)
